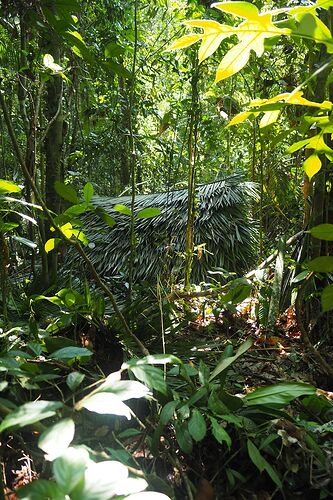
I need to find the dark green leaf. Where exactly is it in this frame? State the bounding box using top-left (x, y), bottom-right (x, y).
top-left (188, 409), bottom-right (207, 442)
top-left (50, 347), bottom-right (92, 360)
top-left (54, 181), bottom-right (79, 203)
top-left (244, 382), bottom-right (315, 407)
top-left (210, 417), bottom-right (231, 447)
top-left (209, 337), bottom-right (252, 381)
top-left (160, 401), bottom-right (178, 425)
top-left (17, 479), bottom-right (64, 500)
top-left (175, 422), bottom-right (193, 454)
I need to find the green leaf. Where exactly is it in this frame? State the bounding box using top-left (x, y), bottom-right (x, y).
top-left (136, 207), bottom-right (161, 219)
top-left (210, 417), bottom-right (231, 447)
top-left (244, 382), bottom-right (315, 407)
top-left (113, 204), bottom-right (132, 216)
top-left (17, 479), bottom-right (65, 500)
top-left (307, 256), bottom-right (333, 272)
top-left (309, 223), bottom-right (333, 241)
top-left (71, 460), bottom-right (147, 500)
top-left (160, 401), bottom-right (178, 425)
top-left (125, 494), bottom-right (171, 500)
top-left (66, 372), bottom-right (85, 392)
top-left (97, 210), bottom-right (116, 228)
top-left (38, 418), bottom-right (75, 460)
top-left (53, 446), bottom-right (90, 493)
top-left (54, 181), bottom-right (79, 203)
top-left (129, 365), bottom-right (168, 395)
top-left (123, 354), bottom-right (182, 368)
top-left (247, 439), bottom-right (265, 472)
top-left (188, 409), bottom-right (207, 442)
top-left (209, 337), bottom-right (252, 381)
top-left (83, 182), bottom-right (94, 203)
top-left (97, 379), bottom-right (150, 400)
top-left (76, 392), bottom-right (132, 419)
top-left (104, 41), bottom-right (126, 58)
top-left (0, 179), bottom-right (21, 194)
top-left (0, 400), bottom-right (63, 432)
top-left (247, 440), bottom-right (282, 488)
top-left (50, 347), bottom-right (93, 360)
top-left (322, 284), bottom-right (333, 312)
top-left (175, 423), bottom-right (193, 454)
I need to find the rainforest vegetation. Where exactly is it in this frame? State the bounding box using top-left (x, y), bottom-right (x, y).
top-left (0, 0), bottom-right (333, 498)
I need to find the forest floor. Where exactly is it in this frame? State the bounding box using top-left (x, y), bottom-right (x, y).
top-left (2, 302), bottom-right (333, 500)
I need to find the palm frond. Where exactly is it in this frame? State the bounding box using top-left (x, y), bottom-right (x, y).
top-left (69, 173), bottom-right (258, 283)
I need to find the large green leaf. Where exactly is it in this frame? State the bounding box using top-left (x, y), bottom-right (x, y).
top-left (54, 181), bottom-right (79, 203)
top-left (76, 392), bottom-right (132, 419)
top-left (309, 223), bottom-right (333, 241)
top-left (209, 337), bottom-right (252, 381)
top-left (129, 365), bottom-right (168, 395)
top-left (17, 480), bottom-right (64, 500)
top-left (136, 207), bottom-right (161, 219)
top-left (53, 446), bottom-right (90, 493)
top-left (97, 379), bottom-right (150, 400)
top-left (244, 382), bottom-right (315, 407)
top-left (0, 400), bottom-right (63, 432)
top-left (50, 347), bottom-right (92, 360)
top-left (38, 418), bottom-right (75, 460)
top-left (210, 416), bottom-right (231, 448)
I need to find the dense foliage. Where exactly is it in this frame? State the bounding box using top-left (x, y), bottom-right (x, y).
top-left (0, 0), bottom-right (333, 498)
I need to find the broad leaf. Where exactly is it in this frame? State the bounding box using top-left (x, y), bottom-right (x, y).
top-left (160, 401), bottom-right (178, 425)
top-left (123, 354), bottom-right (182, 368)
top-left (83, 182), bottom-right (94, 203)
top-left (45, 238), bottom-right (61, 253)
top-left (113, 204), bottom-right (132, 216)
top-left (175, 422), bottom-right (193, 454)
top-left (76, 392), bottom-right (132, 419)
top-left (129, 365), bottom-right (168, 395)
top-left (54, 181), bottom-right (79, 203)
top-left (66, 371), bottom-right (85, 391)
top-left (38, 418), bottom-right (75, 460)
top-left (0, 400), bottom-right (63, 432)
top-left (309, 223), bottom-right (333, 241)
top-left (210, 417), bottom-right (231, 447)
top-left (17, 479), bottom-right (64, 500)
top-left (53, 446), bottom-right (90, 493)
top-left (97, 379), bottom-right (150, 400)
top-left (303, 154), bottom-right (321, 180)
top-left (50, 347), bottom-right (92, 360)
top-left (188, 409), bottom-right (207, 442)
top-left (247, 439), bottom-right (282, 488)
top-left (137, 207), bottom-right (161, 219)
top-left (244, 382), bottom-right (315, 407)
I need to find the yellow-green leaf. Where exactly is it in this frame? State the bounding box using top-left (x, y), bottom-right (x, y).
top-left (168, 34), bottom-right (202, 51)
top-left (45, 238), bottom-right (61, 253)
top-left (213, 1), bottom-right (260, 19)
top-left (216, 42), bottom-right (251, 82)
top-left (303, 154), bottom-right (321, 180)
top-left (227, 110), bottom-right (253, 127)
top-left (260, 110), bottom-right (280, 128)
top-left (185, 20), bottom-right (234, 62)
top-left (60, 223), bottom-right (73, 238)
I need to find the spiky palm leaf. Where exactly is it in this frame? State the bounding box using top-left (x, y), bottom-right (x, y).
top-left (69, 173), bottom-right (258, 283)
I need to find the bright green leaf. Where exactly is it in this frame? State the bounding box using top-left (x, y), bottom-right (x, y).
top-left (303, 154), bottom-right (321, 180)
top-left (38, 418), bottom-right (75, 460)
top-left (188, 409), bottom-right (207, 442)
top-left (136, 207), bottom-right (161, 219)
top-left (54, 181), bottom-right (79, 203)
top-left (0, 400), bottom-right (63, 433)
top-left (83, 182), bottom-right (94, 203)
top-left (113, 204), bottom-right (132, 216)
top-left (0, 179), bottom-right (21, 194)
top-left (309, 223), bottom-right (333, 241)
top-left (307, 256), bottom-right (333, 272)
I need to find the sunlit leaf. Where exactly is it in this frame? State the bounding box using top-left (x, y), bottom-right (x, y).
top-left (227, 110), bottom-right (253, 127)
top-left (244, 382), bottom-right (315, 407)
top-left (137, 207), bottom-right (161, 219)
top-left (43, 53), bottom-right (64, 72)
top-left (168, 34), bottom-right (201, 50)
top-left (0, 400), bottom-right (63, 432)
top-left (83, 182), bottom-right (94, 203)
top-left (76, 392), bottom-right (132, 419)
top-left (44, 238), bottom-right (61, 253)
top-left (38, 418), bottom-right (75, 460)
top-left (0, 179), bottom-right (21, 194)
top-left (113, 204), bottom-right (132, 216)
top-left (260, 110), bottom-right (280, 128)
top-left (303, 154), bottom-right (321, 180)
top-left (53, 446), bottom-right (90, 493)
top-left (209, 337), bottom-right (252, 381)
